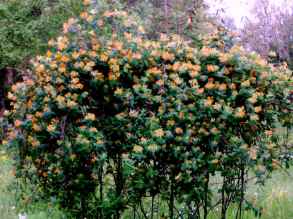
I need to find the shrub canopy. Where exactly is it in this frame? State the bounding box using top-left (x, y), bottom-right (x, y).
top-left (3, 2), bottom-right (293, 218)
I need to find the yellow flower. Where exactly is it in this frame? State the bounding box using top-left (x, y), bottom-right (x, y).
top-left (80, 11), bottom-right (89, 20)
top-left (63, 18), bottom-right (77, 33)
top-left (94, 72), bottom-right (104, 81)
top-left (89, 51), bottom-right (97, 58)
top-left (248, 93), bottom-right (258, 104)
top-left (204, 96), bottom-right (214, 107)
top-left (159, 33), bottom-right (168, 42)
top-left (71, 78), bottom-right (80, 84)
top-left (47, 124), bottom-right (56, 132)
top-left (32, 124), bottom-right (42, 132)
top-left (138, 25), bottom-right (145, 33)
top-left (35, 112), bottom-right (43, 118)
top-left (205, 81), bottom-right (215, 89)
top-left (213, 103), bottom-right (221, 111)
top-left (211, 159), bottom-right (219, 164)
top-left (235, 106), bottom-right (246, 118)
top-left (57, 36), bottom-right (68, 51)
top-left (56, 95), bottom-right (66, 107)
top-left (219, 53), bottom-right (229, 63)
top-left (72, 51), bottom-right (80, 59)
top-left (265, 130), bottom-right (273, 136)
top-left (11, 84), bottom-right (17, 92)
top-left (201, 47), bottom-right (215, 57)
top-left (133, 145), bottom-right (143, 153)
top-left (58, 63), bottom-right (67, 73)
top-left (100, 53), bottom-right (108, 62)
top-left (46, 50), bottom-right (52, 58)
top-left (147, 67), bottom-right (162, 76)
top-left (172, 62), bottom-right (181, 71)
top-left (36, 64), bottom-right (45, 73)
top-left (83, 0), bottom-right (91, 6)
top-left (3, 110), bottom-right (10, 117)
top-left (85, 113), bottom-right (96, 121)
top-left (156, 79), bottom-right (164, 86)
top-left (14, 120), bottom-right (22, 128)
top-left (112, 41), bottom-right (123, 50)
top-left (254, 106), bottom-right (262, 113)
top-left (250, 114), bottom-right (259, 121)
top-left (189, 70), bottom-right (199, 78)
top-left (175, 127), bottom-right (183, 135)
top-left (70, 71), bottom-right (79, 78)
top-left (218, 83), bottom-right (227, 91)
top-left (173, 77), bottom-right (182, 85)
top-left (66, 100), bottom-right (77, 108)
top-left (206, 65), bottom-right (218, 72)
top-left (129, 110), bottom-right (139, 118)
top-left (154, 129), bottom-right (164, 138)
top-left (249, 147), bottom-right (257, 160)
top-left (70, 154), bottom-right (77, 160)
top-left (167, 120), bottom-right (175, 126)
top-left (272, 159), bottom-right (280, 169)
top-left (241, 80), bottom-right (250, 87)
top-left (89, 127), bottom-right (98, 132)
top-left (60, 55), bottom-right (69, 63)
top-left (151, 50), bottom-right (161, 58)
top-left (48, 39), bottom-right (55, 47)
top-left (197, 88), bottom-right (204, 94)
top-left (230, 83), bottom-right (237, 90)
top-left (49, 61), bottom-right (57, 70)
top-left (211, 127), bottom-right (219, 134)
top-left (147, 144), bottom-right (158, 152)
top-left (96, 139), bottom-right (104, 145)
top-left (31, 139), bottom-right (40, 147)
top-left (162, 52), bottom-right (175, 61)
top-left (114, 88), bottom-right (123, 95)
top-left (25, 79), bottom-right (34, 86)
top-left (133, 52), bottom-right (142, 59)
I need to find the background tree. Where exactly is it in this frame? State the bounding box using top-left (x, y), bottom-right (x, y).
top-left (122, 0), bottom-right (214, 39)
top-left (241, 0), bottom-right (293, 69)
top-left (0, 0), bottom-right (83, 114)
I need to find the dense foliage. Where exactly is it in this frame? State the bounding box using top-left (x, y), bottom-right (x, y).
top-left (2, 1), bottom-right (293, 219)
top-left (0, 0), bottom-right (83, 69)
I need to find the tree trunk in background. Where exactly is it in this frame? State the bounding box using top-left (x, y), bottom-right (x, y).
top-left (0, 69), bottom-right (5, 117)
top-left (163, 0), bottom-right (170, 33)
top-left (0, 68), bottom-right (16, 116)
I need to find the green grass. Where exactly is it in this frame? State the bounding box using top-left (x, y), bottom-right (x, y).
top-left (207, 168), bottom-right (293, 219)
top-left (0, 155), bottom-right (64, 219)
top-left (1, 153), bottom-right (292, 219)
top-left (0, 155), bottom-right (16, 219)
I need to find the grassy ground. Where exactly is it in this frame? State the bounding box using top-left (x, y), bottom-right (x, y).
top-left (0, 155), bottom-right (64, 219)
top-left (0, 153), bottom-right (292, 219)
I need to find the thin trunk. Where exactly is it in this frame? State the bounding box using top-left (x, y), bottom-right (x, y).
top-left (236, 167), bottom-right (245, 219)
top-left (163, 0), bottom-right (169, 33)
top-left (98, 166), bottom-right (104, 218)
top-left (221, 177), bottom-right (227, 219)
top-left (169, 174), bottom-right (175, 219)
top-left (203, 171), bottom-right (209, 219)
top-left (151, 195), bottom-right (155, 219)
top-left (114, 154), bottom-right (123, 219)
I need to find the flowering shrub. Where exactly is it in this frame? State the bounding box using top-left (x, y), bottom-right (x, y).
top-left (3, 2), bottom-right (292, 218)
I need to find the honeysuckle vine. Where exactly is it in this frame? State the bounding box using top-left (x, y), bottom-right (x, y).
top-left (2, 1), bottom-right (292, 218)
